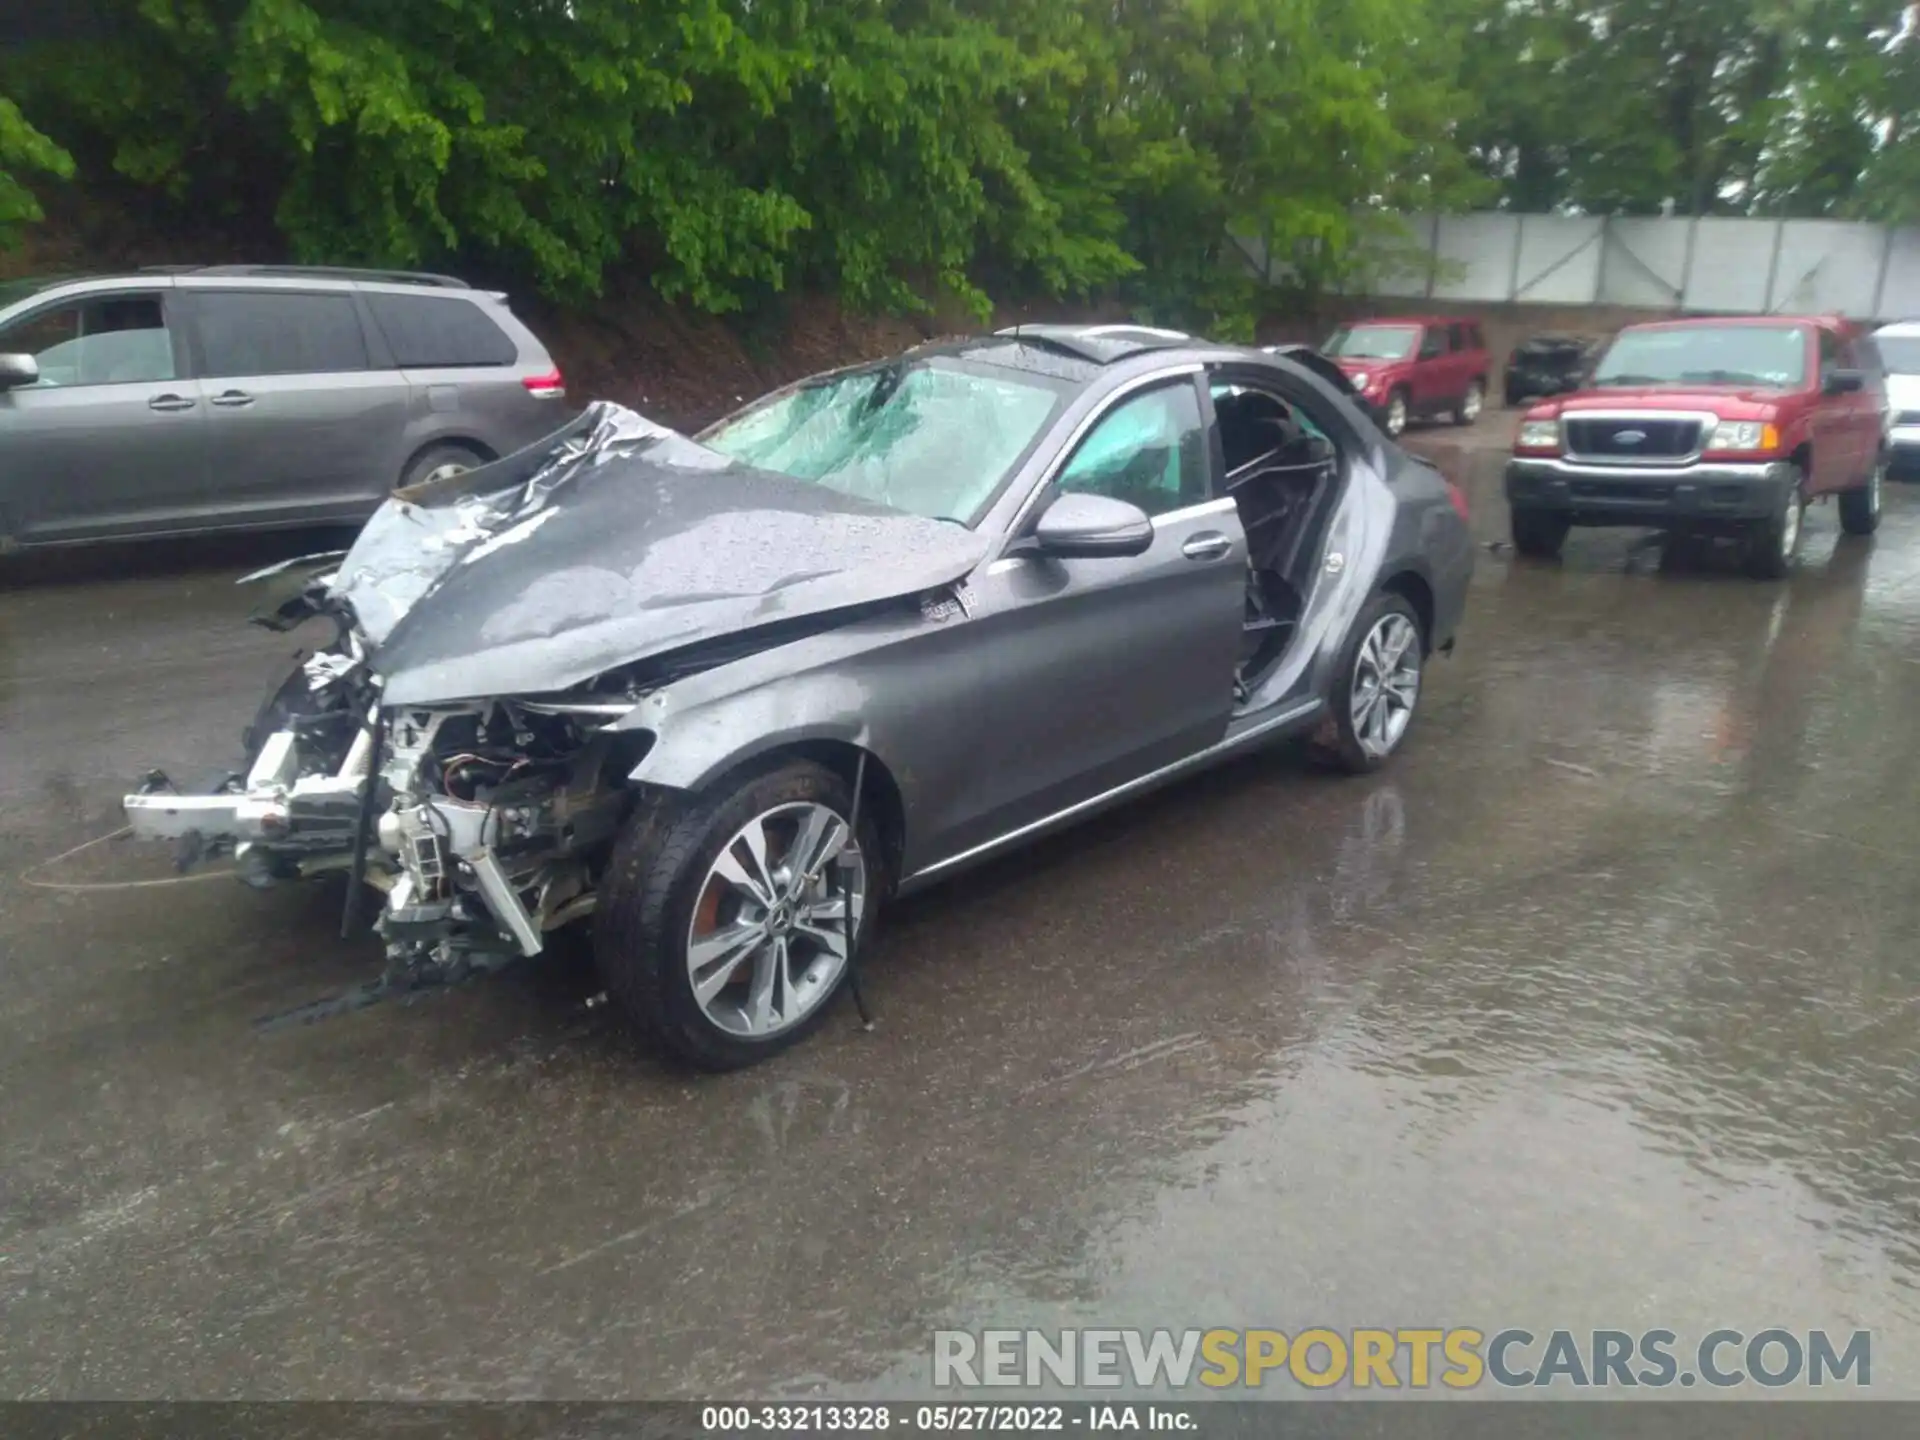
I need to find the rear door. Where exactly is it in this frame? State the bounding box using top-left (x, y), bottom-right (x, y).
top-left (0, 285), bottom-right (210, 543)
top-left (928, 374), bottom-right (1247, 858)
top-left (182, 283), bottom-right (414, 524)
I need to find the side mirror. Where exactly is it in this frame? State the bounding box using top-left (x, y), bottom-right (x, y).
top-left (1031, 492), bottom-right (1154, 559)
top-left (1824, 368), bottom-right (1865, 396)
top-left (0, 353), bottom-right (39, 391)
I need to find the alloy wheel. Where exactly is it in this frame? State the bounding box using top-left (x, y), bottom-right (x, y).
top-left (1386, 394), bottom-right (1408, 437)
top-left (1463, 384), bottom-right (1484, 421)
top-left (1349, 613), bottom-right (1422, 760)
top-left (424, 461), bottom-right (472, 484)
top-left (684, 801), bottom-right (867, 1038)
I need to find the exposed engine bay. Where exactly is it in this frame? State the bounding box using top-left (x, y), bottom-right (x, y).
top-left (128, 609), bottom-right (651, 984)
top-left (121, 399), bottom-right (991, 992)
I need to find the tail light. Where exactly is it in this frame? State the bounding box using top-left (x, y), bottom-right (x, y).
top-left (522, 369), bottom-right (566, 399)
top-left (1446, 480), bottom-right (1470, 521)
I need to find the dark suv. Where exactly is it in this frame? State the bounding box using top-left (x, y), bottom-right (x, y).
top-left (1505, 315), bottom-right (1887, 579)
top-left (0, 266), bottom-right (570, 551)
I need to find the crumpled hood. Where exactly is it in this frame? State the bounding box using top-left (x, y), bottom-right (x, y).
top-left (327, 402), bottom-right (989, 706)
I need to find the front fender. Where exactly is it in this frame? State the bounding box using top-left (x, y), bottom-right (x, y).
top-left (605, 603), bottom-right (976, 850)
top-left (622, 669), bottom-right (882, 796)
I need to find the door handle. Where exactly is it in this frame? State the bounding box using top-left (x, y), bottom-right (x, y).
top-left (209, 390), bottom-right (254, 408)
top-left (147, 394), bottom-right (196, 412)
top-left (1181, 531), bottom-right (1233, 561)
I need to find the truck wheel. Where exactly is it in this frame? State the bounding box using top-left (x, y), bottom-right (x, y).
top-left (594, 760), bottom-right (885, 1071)
top-left (1744, 468), bottom-right (1805, 579)
top-left (1454, 380), bottom-right (1485, 426)
top-left (1383, 388), bottom-right (1410, 438)
top-left (1838, 458), bottom-right (1883, 537)
top-left (1510, 508), bottom-right (1569, 559)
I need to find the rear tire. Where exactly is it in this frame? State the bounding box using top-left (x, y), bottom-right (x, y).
top-left (1838, 458), bottom-right (1883, 537)
top-left (1743, 466), bottom-right (1805, 579)
top-left (1510, 508), bottom-right (1569, 559)
top-left (1318, 593), bottom-right (1425, 775)
top-left (594, 760), bottom-right (886, 1071)
top-left (400, 442), bottom-right (487, 491)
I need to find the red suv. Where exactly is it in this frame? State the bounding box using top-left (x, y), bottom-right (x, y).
top-left (1505, 316), bottom-right (1887, 579)
top-left (1323, 316), bottom-right (1492, 438)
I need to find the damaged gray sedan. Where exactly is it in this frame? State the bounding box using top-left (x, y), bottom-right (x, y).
top-left (124, 325), bottom-right (1474, 1069)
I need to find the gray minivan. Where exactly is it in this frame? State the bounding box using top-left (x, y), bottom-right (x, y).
top-left (0, 266), bottom-right (572, 550)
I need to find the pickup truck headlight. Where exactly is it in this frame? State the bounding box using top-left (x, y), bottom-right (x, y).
top-left (1707, 420), bottom-right (1780, 452)
top-left (1347, 370), bottom-right (1369, 389)
top-left (1517, 419), bottom-right (1560, 449)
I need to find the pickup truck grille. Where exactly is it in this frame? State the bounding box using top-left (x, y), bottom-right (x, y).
top-left (1564, 416), bottom-right (1703, 463)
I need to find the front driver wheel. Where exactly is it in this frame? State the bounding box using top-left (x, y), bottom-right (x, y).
top-left (1321, 593), bottom-right (1425, 775)
top-left (1510, 508), bottom-right (1570, 559)
top-left (594, 760), bottom-right (883, 1071)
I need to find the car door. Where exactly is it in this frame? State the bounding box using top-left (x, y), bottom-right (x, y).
top-left (0, 286), bottom-right (210, 543)
top-left (1413, 325), bottom-right (1449, 412)
top-left (1448, 322), bottom-right (1474, 402)
top-left (927, 374), bottom-right (1248, 859)
top-left (181, 284), bottom-right (414, 524)
top-left (1809, 328), bottom-right (1862, 495)
top-left (1839, 334), bottom-right (1884, 482)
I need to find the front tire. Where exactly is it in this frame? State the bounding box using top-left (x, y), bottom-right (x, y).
top-left (594, 760), bottom-right (884, 1071)
top-left (1510, 507), bottom-right (1569, 559)
top-left (1744, 467), bottom-right (1806, 579)
top-left (1321, 593), bottom-right (1425, 775)
top-left (1454, 380), bottom-right (1485, 426)
top-left (1383, 388), bottom-right (1410, 439)
top-left (1838, 458), bottom-right (1883, 537)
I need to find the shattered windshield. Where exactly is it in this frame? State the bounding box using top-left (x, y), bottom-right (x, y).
top-left (1594, 325), bottom-right (1808, 389)
top-left (1324, 325), bottom-right (1419, 361)
top-left (700, 360), bottom-right (1067, 524)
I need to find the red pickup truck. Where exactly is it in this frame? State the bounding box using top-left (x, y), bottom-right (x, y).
top-left (1323, 316), bottom-right (1491, 438)
top-left (1505, 315), bottom-right (1888, 579)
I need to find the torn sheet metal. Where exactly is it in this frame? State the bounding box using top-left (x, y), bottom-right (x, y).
top-left (325, 401), bottom-right (990, 707)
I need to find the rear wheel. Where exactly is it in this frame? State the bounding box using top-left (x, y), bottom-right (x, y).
top-left (1454, 380), bottom-right (1485, 426)
top-left (1320, 593), bottom-right (1425, 775)
top-left (1510, 507), bottom-right (1569, 559)
top-left (1838, 458), bottom-right (1883, 537)
top-left (594, 760), bottom-right (883, 1071)
top-left (1743, 467), bottom-right (1805, 579)
top-left (400, 442), bottom-right (487, 490)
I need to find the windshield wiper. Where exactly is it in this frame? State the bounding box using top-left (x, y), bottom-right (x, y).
top-left (1680, 370), bottom-right (1768, 386)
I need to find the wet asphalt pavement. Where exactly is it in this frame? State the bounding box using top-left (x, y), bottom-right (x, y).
top-left (5, 421), bottom-right (1920, 1400)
